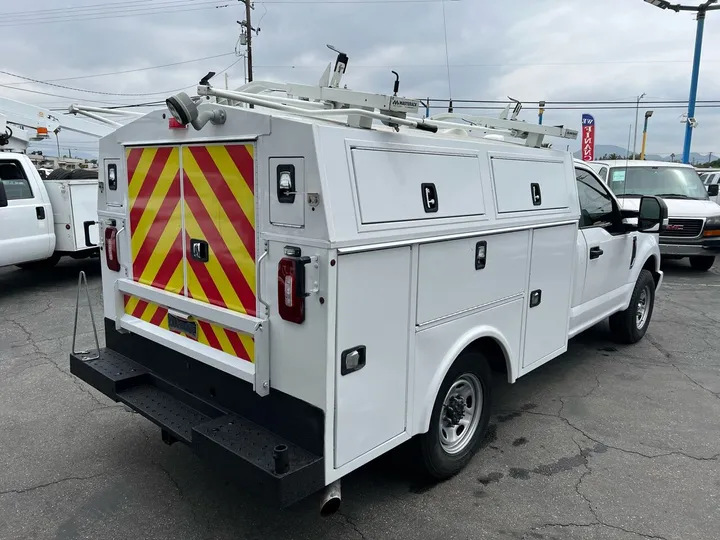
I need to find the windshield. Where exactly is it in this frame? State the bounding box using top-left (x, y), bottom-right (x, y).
top-left (607, 166), bottom-right (709, 200)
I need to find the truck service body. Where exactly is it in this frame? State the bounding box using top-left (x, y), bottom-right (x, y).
top-left (69, 54), bottom-right (667, 510)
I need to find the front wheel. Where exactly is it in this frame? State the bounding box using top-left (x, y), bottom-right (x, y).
top-left (414, 350), bottom-right (492, 481)
top-left (609, 269), bottom-right (656, 344)
top-left (689, 256), bottom-right (715, 272)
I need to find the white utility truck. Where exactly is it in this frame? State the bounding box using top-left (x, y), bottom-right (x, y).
top-left (69, 48), bottom-right (668, 512)
top-left (590, 159), bottom-right (720, 271)
top-left (0, 98), bottom-right (119, 270)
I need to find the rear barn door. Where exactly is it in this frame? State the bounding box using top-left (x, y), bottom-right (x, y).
top-left (126, 146), bottom-right (184, 294)
top-left (124, 142), bottom-right (257, 363)
top-left (182, 143), bottom-right (257, 361)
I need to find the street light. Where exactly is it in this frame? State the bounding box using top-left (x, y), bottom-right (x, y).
top-left (633, 92), bottom-right (646, 158)
top-left (640, 110), bottom-right (654, 160)
top-left (644, 0), bottom-right (720, 164)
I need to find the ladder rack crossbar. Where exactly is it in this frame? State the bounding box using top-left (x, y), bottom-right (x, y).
top-left (198, 84), bottom-right (577, 147)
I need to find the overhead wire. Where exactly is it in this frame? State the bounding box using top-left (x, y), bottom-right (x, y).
top-left (0, 0), bottom-right (457, 26)
top-left (0, 1), bottom-right (232, 27)
top-left (0, 55), bottom-right (244, 99)
top-left (0, 52), bottom-right (236, 86)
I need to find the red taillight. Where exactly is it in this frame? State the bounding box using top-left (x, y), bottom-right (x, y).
top-left (278, 249), bottom-right (310, 323)
top-left (105, 226), bottom-right (120, 272)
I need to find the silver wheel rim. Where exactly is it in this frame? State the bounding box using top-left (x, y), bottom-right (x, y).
top-left (439, 373), bottom-right (483, 455)
top-left (636, 285), bottom-right (651, 329)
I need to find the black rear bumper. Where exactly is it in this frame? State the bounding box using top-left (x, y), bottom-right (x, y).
top-left (70, 319), bottom-right (325, 508)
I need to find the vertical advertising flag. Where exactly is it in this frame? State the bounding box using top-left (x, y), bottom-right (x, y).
top-left (581, 114), bottom-right (595, 161)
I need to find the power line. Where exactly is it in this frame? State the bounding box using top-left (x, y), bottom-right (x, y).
top-left (0, 0), bottom-right (454, 26)
top-left (426, 99), bottom-right (720, 105)
top-left (251, 59), bottom-right (720, 70)
top-left (257, 0), bottom-right (459, 3)
top-left (0, 69), bottom-right (196, 97)
top-left (0, 0), bottom-right (212, 17)
top-left (0, 0), bottom-right (449, 15)
top-left (0, 0), bottom-right (229, 20)
top-left (0, 56), bottom-right (243, 98)
top-left (423, 104), bottom-right (720, 110)
top-left (0, 1), bottom-right (232, 27)
top-left (0, 52), bottom-right (235, 86)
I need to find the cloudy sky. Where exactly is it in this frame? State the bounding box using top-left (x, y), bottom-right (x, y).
top-left (1, 0), bottom-right (719, 159)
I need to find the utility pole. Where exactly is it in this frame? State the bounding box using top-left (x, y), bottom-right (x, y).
top-left (239, 0), bottom-right (256, 83)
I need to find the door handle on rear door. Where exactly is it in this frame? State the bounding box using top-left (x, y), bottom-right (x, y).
top-left (589, 246), bottom-right (604, 259)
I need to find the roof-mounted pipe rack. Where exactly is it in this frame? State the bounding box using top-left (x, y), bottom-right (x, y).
top-left (171, 45), bottom-right (579, 148)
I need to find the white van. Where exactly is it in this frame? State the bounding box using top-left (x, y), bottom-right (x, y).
top-left (590, 160), bottom-right (720, 271)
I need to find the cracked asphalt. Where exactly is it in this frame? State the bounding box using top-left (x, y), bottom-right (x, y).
top-left (1, 258), bottom-right (719, 540)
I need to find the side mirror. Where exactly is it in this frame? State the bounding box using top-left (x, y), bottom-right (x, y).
top-left (0, 181), bottom-right (8, 208)
top-left (708, 184), bottom-right (719, 197)
top-left (638, 195), bottom-right (668, 233)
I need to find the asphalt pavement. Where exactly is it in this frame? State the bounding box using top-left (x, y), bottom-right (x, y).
top-left (1, 257), bottom-right (718, 540)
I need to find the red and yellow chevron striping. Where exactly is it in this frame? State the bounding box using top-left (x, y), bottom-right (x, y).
top-left (123, 143), bottom-right (256, 363)
top-left (182, 144), bottom-right (256, 317)
top-left (126, 146), bottom-right (184, 294)
top-left (123, 294), bottom-right (254, 363)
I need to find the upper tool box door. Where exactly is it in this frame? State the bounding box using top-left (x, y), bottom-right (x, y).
top-left (350, 148), bottom-right (485, 225)
top-left (489, 155), bottom-right (573, 215)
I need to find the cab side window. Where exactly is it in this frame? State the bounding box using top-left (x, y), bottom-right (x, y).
top-left (598, 167), bottom-right (608, 182)
top-left (0, 161), bottom-right (33, 200)
top-left (575, 168), bottom-right (616, 230)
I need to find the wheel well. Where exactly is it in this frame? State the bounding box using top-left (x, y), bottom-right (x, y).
top-left (642, 255), bottom-right (660, 287)
top-left (465, 336), bottom-right (508, 379)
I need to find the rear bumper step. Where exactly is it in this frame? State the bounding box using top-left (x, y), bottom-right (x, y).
top-left (70, 349), bottom-right (324, 508)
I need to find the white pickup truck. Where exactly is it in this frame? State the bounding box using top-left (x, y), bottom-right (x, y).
top-left (0, 152), bottom-right (100, 269)
top-left (0, 97), bottom-right (120, 270)
top-left (68, 50), bottom-right (668, 513)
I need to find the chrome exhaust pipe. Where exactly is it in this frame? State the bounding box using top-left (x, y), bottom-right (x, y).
top-left (320, 480), bottom-right (341, 516)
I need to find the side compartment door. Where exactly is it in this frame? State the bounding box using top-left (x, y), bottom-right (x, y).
top-left (575, 168), bottom-right (633, 307)
top-left (0, 159), bottom-right (53, 266)
top-left (521, 224), bottom-right (577, 371)
top-left (335, 247), bottom-right (411, 468)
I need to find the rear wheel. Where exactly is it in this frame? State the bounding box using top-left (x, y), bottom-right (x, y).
top-left (609, 269), bottom-right (655, 344)
top-left (414, 350), bottom-right (492, 480)
top-left (689, 256), bottom-right (715, 272)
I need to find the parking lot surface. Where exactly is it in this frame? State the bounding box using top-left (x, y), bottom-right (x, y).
top-left (1, 258), bottom-right (719, 540)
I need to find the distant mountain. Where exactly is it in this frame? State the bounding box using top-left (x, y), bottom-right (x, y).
top-left (573, 144), bottom-right (717, 164)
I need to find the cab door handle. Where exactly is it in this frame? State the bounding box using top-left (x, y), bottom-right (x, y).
top-left (589, 246), bottom-right (603, 259)
top-left (36, 206), bottom-right (46, 220)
